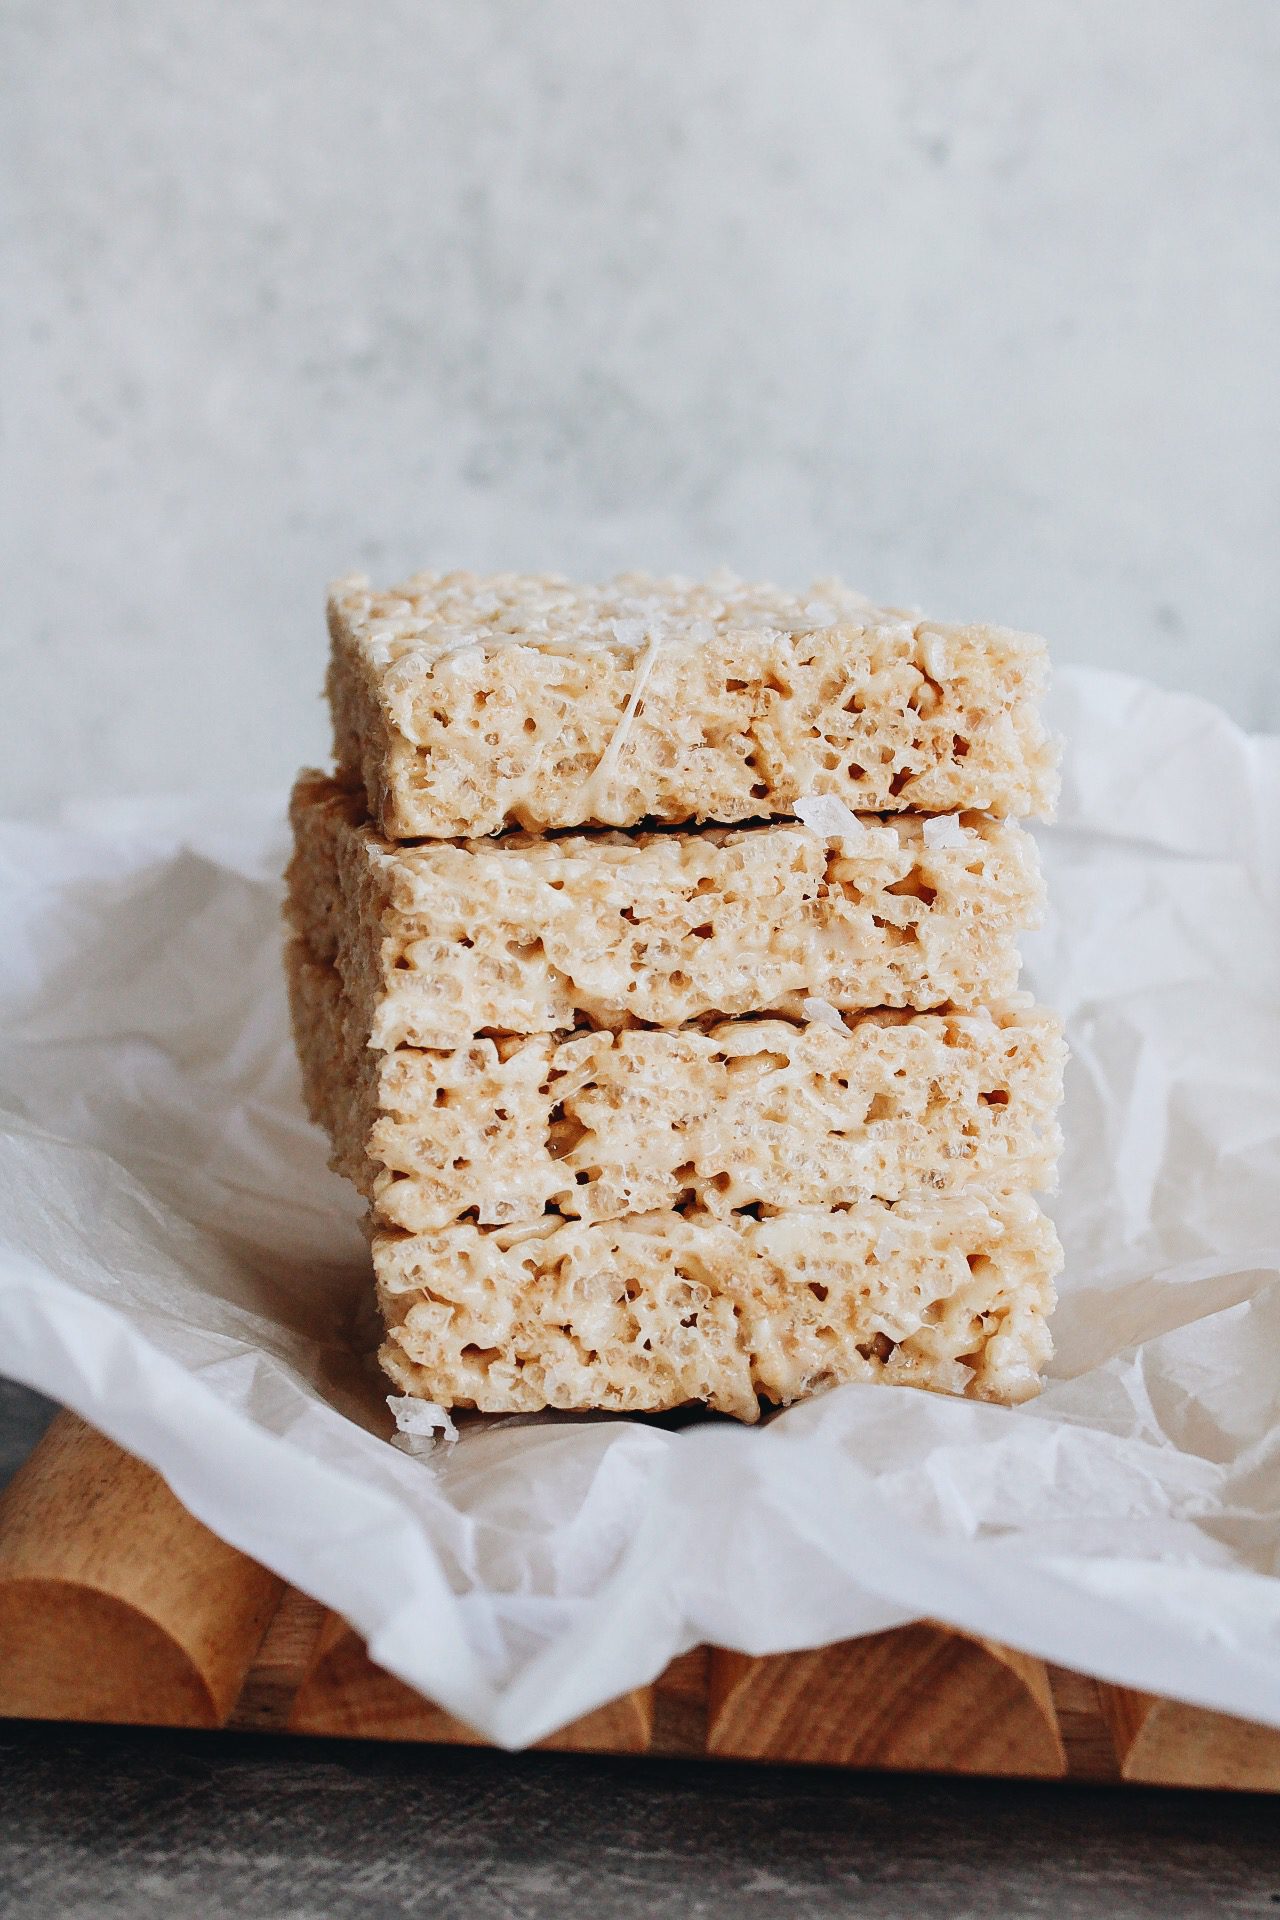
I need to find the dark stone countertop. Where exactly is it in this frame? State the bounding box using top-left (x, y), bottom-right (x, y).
top-left (3, 1377), bottom-right (1278, 1920)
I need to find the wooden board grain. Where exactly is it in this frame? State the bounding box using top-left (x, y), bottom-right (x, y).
top-left (289, 1611), bottom-right (653, 1750)
top-left (1099, 1683), bottom-right (1280, 1791)
top-left (706, 1628), bottom-right (1066, 1777)
top-left (0, 1414), bottom-right (281, 1727)
top-left (2, 1412), bottom-right (1277, 1792)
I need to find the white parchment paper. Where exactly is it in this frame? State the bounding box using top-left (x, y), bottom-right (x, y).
top-left (2, 666), bottom-right (1278, 1747)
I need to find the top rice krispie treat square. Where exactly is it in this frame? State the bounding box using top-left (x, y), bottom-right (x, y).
top-left (327, 571), bottom-right (1058, 839)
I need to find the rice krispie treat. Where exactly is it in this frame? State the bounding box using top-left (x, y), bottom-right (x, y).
top-left (375, 1191), bottom-right (1062, 1420)
top-left (287, 565), bottom-right (1066, 1425)
top-left (287, 937), bottom-right (1065, 1232)
top-left (327, 571), bottom-right (1058, 838)
top-left (286, 774), bottom-right (1046, 1047)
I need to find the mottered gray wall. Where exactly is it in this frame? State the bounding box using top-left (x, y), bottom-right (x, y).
top-left (3, 0), bottom-right (1278, 809)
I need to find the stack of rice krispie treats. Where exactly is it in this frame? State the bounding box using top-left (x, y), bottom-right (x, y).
top-left (285, 572), bottom-right (1065, 1423)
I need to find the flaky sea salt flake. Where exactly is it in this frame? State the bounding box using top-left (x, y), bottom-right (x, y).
top-left (923, 814), bottom-right (971, 851)
top-left (794, 793), bottom-right (866, 842)
top-left (388, 1394), bottom-right (458, 1457)
top-left (609, 618), bottom-right (648, 650)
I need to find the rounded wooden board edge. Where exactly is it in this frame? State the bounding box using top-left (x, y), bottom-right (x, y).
top-left (1099, 1683), bottom-right (1280, 1791)
top-left (0, 1577), bottom-right (224, 1727)
top-left (4, 1413), bottom-right (1279, 1794)
top-left (288, 1611), bottom-right (653, 1753)
top-left (706, 1625), bottom-right (1067, 1777)
top-left (0, 1412), bottom-right (282, 1728)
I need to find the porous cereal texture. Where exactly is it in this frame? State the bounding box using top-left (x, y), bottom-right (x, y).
top-left (375, 1191), bottom-right (1062, 1421)
top-left (327, 570), bottom-right (1058, 838)
top-left (286, 773), bottom-right (1045, 1046)
top-left (287, 937), bottom-right (1065, 1232)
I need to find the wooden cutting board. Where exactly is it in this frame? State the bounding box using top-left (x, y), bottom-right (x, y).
top-left (3, 1412), bottom-right (1277, 1790)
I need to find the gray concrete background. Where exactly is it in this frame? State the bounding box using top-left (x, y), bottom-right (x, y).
top-left (2, 0), bottom-right (1278, 814)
